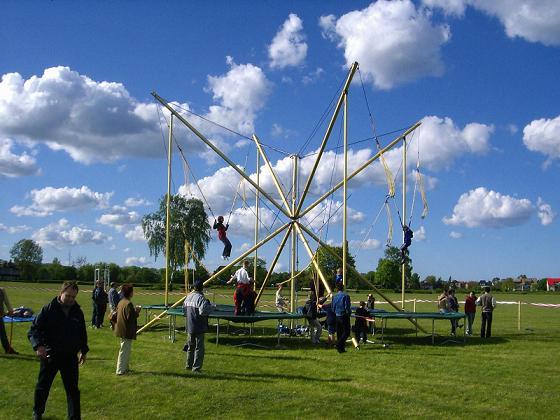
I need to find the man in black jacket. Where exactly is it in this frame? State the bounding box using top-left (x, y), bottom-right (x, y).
top-left (28, 281), bottom-right (89, 420)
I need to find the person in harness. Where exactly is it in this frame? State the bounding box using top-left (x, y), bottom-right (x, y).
top-left (400, 224), bottom-right (413, 262)
top-left (213, 216), bottom-right (232, 260)
top-left (227, 260), bottom-right (255, 315)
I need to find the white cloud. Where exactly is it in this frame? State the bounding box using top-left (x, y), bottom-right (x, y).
top-left (270, 123), bottom-right (296, 139)
top-left (320, 0), bottom-right (450, 89)
top-left (124, 197), bottom-right (152, 207)
top-left (32, 218), bottom-right (111, 248)
top-left (269, 14), bottom-right (308, 69)
top-left (206, 57), bottom-right (272, 137)
top-left (523, 115), bottom-right (560, 164)
top-left (537, 197), bottom-right (555, 226)
top-left (470, 0), bottom-right (560, 46)
top-left (507, 124), bottom-right (518, 134)
top-left (302, 199), bottom-right (364, 231)
top-left (350, 238), bottom-right (381, 250)
top-left (11, 185), bottom-right (112, 217)
top-left (124, 225), bottom-right (146, 242)
top-left (422, 0), bottom-right (467, 16)
top-left (0, 138), bottom-right (39, 177)
top-left (238, 242), bottom-right (251, 252)
top-left (443, 187), bottom-right (533, 228)
top-left (413, 226), bottom-right (426, 241)
top-left (123, 247), bottom-right (131, 253)
top-left (0, 223), bottom-right (31, 234)
top-left (424, 0), bottom-right (560, 46)
top-left (302, 68), bottom-right (324, 85)
top-left (449, 231), bottom-right (463, 239)
top-left (97, 206), bottom-right (141, 232)
top-left (125, 256), bottom-right (150, 266)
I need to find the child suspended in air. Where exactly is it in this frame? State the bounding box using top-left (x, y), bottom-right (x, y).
top-left (213, 216), bottom-right (232, 260)
top-left (400, 224), bottom-right (413, 262)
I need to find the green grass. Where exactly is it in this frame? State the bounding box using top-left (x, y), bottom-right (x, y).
top-left (1, 282), bottom-right (560, 419)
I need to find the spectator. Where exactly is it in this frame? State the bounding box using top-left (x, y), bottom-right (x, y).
top-left (331, 282), bottom-right (351, 353)
top-left (183, 279), bottom-right (213, 373)
top-left (366, 294), bottom-right (375, 310)
top-left (464, 291), bottom-right (477, 335)
top-left (114, 284), bottom-right (141, 375)
top-left (447, 289), bottom-right (459, 336)
top-left (354, 301), bottom-right (369, 345)
top-left (476, 287), bottom-right (496, 338)
top-left (0, 287), bottom-right (18, 354)
top-left (108, 282), bottom-right (121, 313)
top-left (304, 291), bottom-right (322, 345)
top-left (437, 290), bottom-right (449, 313)
top-left (28, 281), bottom-right (88, 420)
top-left (318, 297), bottom-right (336, 348)
top-left (91, 280), bottom-right (108, 328)
top-left (275, 284), bottom-right (288, 312)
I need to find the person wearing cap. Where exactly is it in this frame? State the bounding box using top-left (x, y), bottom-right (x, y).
top-left (331, 281), bottom-right (351, 353)
top-left (183, 279), bottom-right (213, 373)
top-left (0, 287), bottom-right (18, 354)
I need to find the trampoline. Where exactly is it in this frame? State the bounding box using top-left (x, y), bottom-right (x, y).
top-left (143, 304), bottom-right (305, 346)
top-left (368, 310), bottom-right (467, 345)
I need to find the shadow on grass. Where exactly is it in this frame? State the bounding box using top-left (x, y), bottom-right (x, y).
top-left (374, 334), bottom-right (509, 347)
top-left (139, 369), bottom-right (352, 383)
top-left (0, 353), bottom-right (38, 362)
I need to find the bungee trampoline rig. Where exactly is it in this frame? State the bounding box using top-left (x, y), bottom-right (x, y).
top-left (137, 61), bottom-right (445, 344)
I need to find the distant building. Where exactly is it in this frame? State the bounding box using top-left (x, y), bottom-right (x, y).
top-left (0, 262), bottom-right (20, 281)
top-left (546, 278), bottom-right (560, 292)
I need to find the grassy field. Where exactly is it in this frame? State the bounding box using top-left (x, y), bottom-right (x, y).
top-left (1, 282), bottom-right (560, 419)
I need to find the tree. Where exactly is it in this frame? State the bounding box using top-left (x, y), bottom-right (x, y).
top-left (142, 195), bottom-right (211, 286)
top-left (10, 239), bottom-right (43, 280)
top-left (374, 246), bottom-right (412, 290)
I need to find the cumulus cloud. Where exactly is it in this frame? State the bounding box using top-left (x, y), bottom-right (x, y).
top-left (424, 0), bottom-right (560, 46)
top-left (124, 225), bottom-right (146, 242)
top-left (124, 197), bottom-right (152, 207)
top-left (0, 62), bottom-right (271, 165)
top-left (537, 197), bottom-right (555, 226)
top-left (350, 238), bottom-right (381, 250)
top-left (0, 138), bottom-right (39, 177)
top-left (443, 187), bottom-right (533, 228)
top-left (0, 223), bottom-right (31, 234)
top-left (125, 256), bottom-right (150, 266)
top-left (269, 14), bottom-right (308, 69)
top-left (413, 226), bottom-right (426, 241)
top-left (11, 185), bottom-right (112, 217)
top-left (205, 57), bottom-right (272, 137)
top-left (302, 68), bottom-right (324, 85)
top-left (97, 206), bottom-right (141, 232)
top-left (32, 218), bottom-right (111, 248)
top-left (449, 230), bottom-right (463, 239)
top-left (523, 115), bottom-right (560, 165)
top-left (320, 0), bottom-right (450, 89)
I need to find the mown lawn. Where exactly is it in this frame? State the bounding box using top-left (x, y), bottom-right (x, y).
top-left (1, 282), bottom-right (559, 419)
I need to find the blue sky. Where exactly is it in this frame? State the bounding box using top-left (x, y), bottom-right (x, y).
top-left (1, 0), bottom-right (559, 281)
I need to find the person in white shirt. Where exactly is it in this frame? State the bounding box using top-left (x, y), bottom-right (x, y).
top-left (227, 260), bottom-right (254, 315)
top-left (275, 284), bottom-right (288, 312)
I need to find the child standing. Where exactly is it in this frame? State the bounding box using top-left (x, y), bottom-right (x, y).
top-left (319, 298), bottom-right (336, 348)
top-left (354, 301), bottom-right (369, 344)
top-left (213, 216), bottom-right (232, 260)
top-left (464, 291), bottom-right (477, 335)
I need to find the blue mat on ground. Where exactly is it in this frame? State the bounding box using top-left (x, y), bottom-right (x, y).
top-left (3, 316), bottom-right (36, 323)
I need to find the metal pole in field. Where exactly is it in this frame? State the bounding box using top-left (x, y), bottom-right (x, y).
top-left (165, 114), bottom-right (173, 307)
top-left (401, 136), bottom-right (407, 310)
top-left (343, 93), bottom-right (348, 287)
top-left (184, 241), bottom-right (189, 293)
top-left (290, 155), bottom-right (298, 321)
top-left (254, 152), bottom-right (260, 291)
top-left (518, 300), bottom-right (521, 331)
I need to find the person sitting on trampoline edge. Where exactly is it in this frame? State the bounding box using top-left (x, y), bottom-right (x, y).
top-left (400, 224), bottom-right (414, 262)
top-left (213, 216), bottom-right (232, 260)
top-left (227, 260), bottom-right (254, 315)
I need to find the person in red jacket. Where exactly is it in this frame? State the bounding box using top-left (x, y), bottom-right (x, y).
top-left (213, 216), bottom-right (232, 260)
top-left (464, 291), bottom-right (477, 335)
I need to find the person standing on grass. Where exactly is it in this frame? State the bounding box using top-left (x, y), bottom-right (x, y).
top-left (0, 287), bottom-right (18, 354)
top-left (28, 281), bottom-right (88, 420)
top-left (464, 291), bottom-right (477, 335)
top-left (114, 283), bottom-right (141, 375)
top-left (332, 281), bottom-right (351, 353)
top-left (354, 301), bottom-right (369, 345)
top-left (91, 280), bottom-right (108, 328)
top-left (476, 286), bottom-right (496, 338)
top-left (318, 297), bottom-right (336, 348)
top-left (183, 279), bottom-right (213, 373)
top-left (447, 289), bottom-right (459, 336)
top-left (108, 282), bottom-right (121, 313)
top-left (275, 283), bottom-right (288, 312)
top-left (304, 291), bottom-right (322, 345)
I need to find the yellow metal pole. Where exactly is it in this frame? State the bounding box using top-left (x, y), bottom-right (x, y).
top-left (402, 137), bottom-right (407, 310)
top-left (294, 223), bottom-right (332, 296)
top-left (164, 114), bottom-right (173, 307)
top-left (254, 152), bottom-right (260, 291)
top-left (300, 122), bottom-right (422, 219)
top-left (152, 92), bottom-right (291, 219)
top-left (343, 93), bottom-right (348, 287)
top-left (296, 62), bottom-right (359, 217)
top-left (290, 155), bottom-right (298, 315)
top-left (518, 301), bottom-right (521, 331)
top-left (253, 134), bottom-right (291, 215)
top-left (184, 241), bottom-right (189, 292)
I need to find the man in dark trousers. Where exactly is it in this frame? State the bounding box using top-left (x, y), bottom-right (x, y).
top-left (331, 281), bottom-right (351, 353)
top-left (91, 280), bottom-right (108, 328)
top-left (28, 281), bottom-right (89, 420)
top-left (183, 279), bottom-right (213, 373)
top-left (476, 286), bottom-right (496, 338)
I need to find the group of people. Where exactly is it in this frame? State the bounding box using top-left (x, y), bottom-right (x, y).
top-left (438, 286), bottom-right (497, 337)
top-left (25, 280), bottom-right (142, 419)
